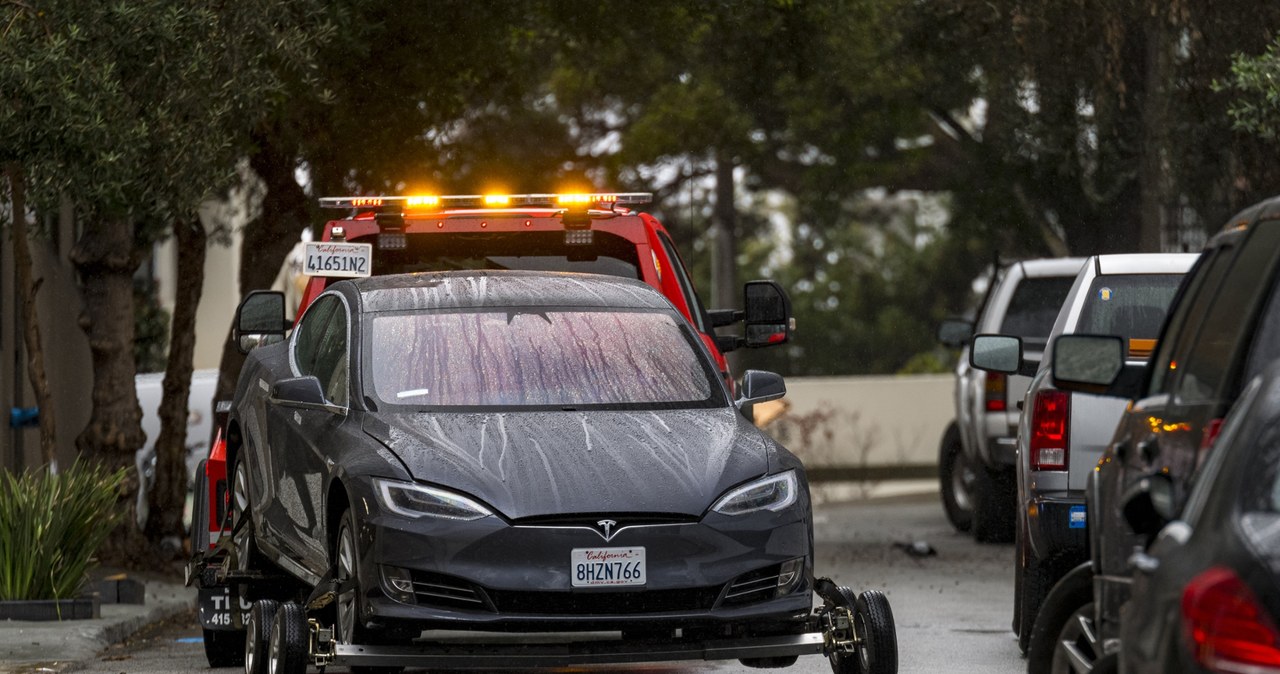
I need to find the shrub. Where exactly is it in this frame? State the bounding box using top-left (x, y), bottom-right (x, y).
top-left (0, 462), bottom-right (127, 600)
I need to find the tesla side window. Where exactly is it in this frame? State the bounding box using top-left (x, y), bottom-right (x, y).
top-left (1241, 260), bottom-right (1280, 385)
top-left (310, 302), bottom-right (349, 406)
top-left (293, 295), bottom-right (339, 377)
top-left (368, 309), bottom-right (720, 409)
top-left (1148, 247), bottom-right (1233, 395)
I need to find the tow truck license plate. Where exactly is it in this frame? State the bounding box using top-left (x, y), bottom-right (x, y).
top-left (571, 547), bottom-right (645, 587)
top-left (304, 242), bottom-right (373, 278)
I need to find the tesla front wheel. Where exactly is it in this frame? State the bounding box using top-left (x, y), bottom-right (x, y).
top-left (336, 508), bottom-right (404, 674)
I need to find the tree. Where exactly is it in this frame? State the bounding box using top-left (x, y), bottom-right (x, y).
top-left (0, 0), bottom-right (331, 557)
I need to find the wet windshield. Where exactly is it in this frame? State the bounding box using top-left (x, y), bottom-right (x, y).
top-left (367, 309), bottom-right (720, 409)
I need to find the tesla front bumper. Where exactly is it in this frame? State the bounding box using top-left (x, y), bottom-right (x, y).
top-left (353, 504), bottom-right (814, 634)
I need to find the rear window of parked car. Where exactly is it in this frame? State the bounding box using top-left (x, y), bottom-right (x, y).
top-left (368, 309), bottom-right (720, 409)
top-left (1000, 276), bottom-right (1077, 346)
top-left (1076, 274), bottom-right (1183, 341)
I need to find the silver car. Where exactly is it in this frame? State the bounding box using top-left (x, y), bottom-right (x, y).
top-left (970, 252), bottom-right (1197, 656)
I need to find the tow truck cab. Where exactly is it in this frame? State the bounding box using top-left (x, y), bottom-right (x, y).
top-left (297, 193), bottom-right (791, 385)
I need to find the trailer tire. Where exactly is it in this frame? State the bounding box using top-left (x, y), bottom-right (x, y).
top-left (854, 590), bottom-right (897, 674)
top-left (245, 599), bottom-right (279, 674)
top-left (267, 602), bottom-right (307, 674)
top-left (201, 628), bottom-right (244, 668)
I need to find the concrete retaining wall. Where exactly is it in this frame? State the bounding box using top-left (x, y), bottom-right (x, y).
top-left (763, 374), bottom-right (954, 481)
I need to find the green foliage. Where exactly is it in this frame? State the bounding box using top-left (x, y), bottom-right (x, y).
top-left (1223, 35), bottom-right (1280, 141)
top-left (0, 463), bottom-right (127, 600)
top-left (0, 1), bottom-right (333, 231)
top-left (133, 278), bottom-right (169, 374)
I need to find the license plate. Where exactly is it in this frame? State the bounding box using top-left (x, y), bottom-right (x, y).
top-left (198, 586), bottom-right (251, 629)
top-left (571, 547), bottom-right (645, 587)
top-left (304, 242), bottom-right (372, 278)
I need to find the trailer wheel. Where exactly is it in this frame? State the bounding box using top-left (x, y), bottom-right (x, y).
top-left (245, 599), bottom-right (279, 674)
top-left (201, 628), bottom-right (244, 668)
top-left (267, 602), bottom-right (307, 674)
top-left (827, 586), bottom-right (860, 674)
top-left (854, 590), bottom-right (897, 674)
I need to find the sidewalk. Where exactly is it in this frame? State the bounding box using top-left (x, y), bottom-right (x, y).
top-left (0, 575), bottom-right (194, 674)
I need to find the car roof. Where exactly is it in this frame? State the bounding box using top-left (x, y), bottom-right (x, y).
top-left (342, 270), bottom-right (675, 314)
top-left (1094, 253), bottom-right (1199, 275)
top-left (1015, 257), bottom-right (1088, 278)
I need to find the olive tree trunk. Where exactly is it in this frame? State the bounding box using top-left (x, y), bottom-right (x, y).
top-left (145, 215), bottom-right (207, 551)
top-left (5, 163), bottom-right (58, 468)
top-left (70, 216), bottom-right (150, 562)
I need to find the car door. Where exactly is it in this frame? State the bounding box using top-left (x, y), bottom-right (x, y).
top-left (263, 294), bottom-right (342, 566)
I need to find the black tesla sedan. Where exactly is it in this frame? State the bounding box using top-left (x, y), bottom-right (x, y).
top-left (226, 270), bottom-right (813, 654)
top-left (1119, 360), bottom-right (1280, 673)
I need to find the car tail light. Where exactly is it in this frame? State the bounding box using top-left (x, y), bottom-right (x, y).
top-left (1182, 566), bottom-right (1280, 671)
top-left (1029, 389), bottom-right (1070, 470)
top-left (985, 372), bottom-right (1007, 412)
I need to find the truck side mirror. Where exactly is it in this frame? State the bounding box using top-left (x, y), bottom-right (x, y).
top-left (742, 281), bottom-right (793, 348)
top-left (970, 334), bottom-right (1022, 374)
top-left (235, 290), bottom-right (288, 354)
top-left (1052, 334), bottom-right (1125, 392)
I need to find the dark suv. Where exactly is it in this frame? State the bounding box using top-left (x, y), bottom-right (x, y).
top-left (1028, 195), bottom-right (1280, 671)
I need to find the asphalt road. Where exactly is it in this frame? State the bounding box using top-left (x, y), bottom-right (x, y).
top-left (72, 493), bottom-right (1024, 674)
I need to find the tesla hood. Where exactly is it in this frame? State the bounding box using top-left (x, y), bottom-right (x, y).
top-left (363, 409), bottom-right (770, 519)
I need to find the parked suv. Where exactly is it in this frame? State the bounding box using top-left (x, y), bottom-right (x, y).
top-left (1032, 195), bottom-right (1280, 671)
top-left (970, 253), bottom-right (1196, 654)
top-left (938, 257), bottom-right (1084, 542)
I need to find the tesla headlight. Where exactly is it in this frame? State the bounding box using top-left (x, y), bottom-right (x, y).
top-left (375, 479), bottom-right (493, 521)
top-left (711, 470), bottom-right (798, 516)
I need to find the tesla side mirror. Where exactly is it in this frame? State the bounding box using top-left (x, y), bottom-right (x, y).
top-left (271, 376), bottom-right (327, 407)
top-left (937, 318), bottom-right (973, 348)
top-left (1122, 473), bottom-right (1177, 540)
top-left (1052, 334), bottom-right (1125, 393)
top-left (970, 334), bottom-right (1022, 374)
top-left (742, 281), bottom-right (793, 348)
top-left (235, 290), bottom-right (288, 354)
top-left (738, 370), bottom-right (786, 408)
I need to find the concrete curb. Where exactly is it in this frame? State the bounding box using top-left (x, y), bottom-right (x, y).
top-left (0, 579), bottom-right (195, 673)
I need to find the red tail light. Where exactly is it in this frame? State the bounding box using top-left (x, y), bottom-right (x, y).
top-left (1029, 389), bottom-right (1070, 470)
top-left (1182, 566), bottom-right (1280, 671)
top-left (985, 372), bottom-right (1007, 412)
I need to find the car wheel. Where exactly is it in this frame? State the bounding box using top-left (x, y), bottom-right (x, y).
top-left (938, 425), bottom-right (974, 532)
top-left (335, 508), bottom-right (404, 674)
top-left (201, 628), bottom-right (244, 668)
top-left (853, 590), bottom-right (897, 674)
top-left (971, 465), bottom-right (1015, 544)
top-left (1017, 550), bottom-right (1072, 655)
top-left (267, 602), bottom-right (307, 674)
top-left (1028, 568), bottom-right (1093, 674)
top-left (232, 457), bottom-right (260, 572)
top-left (245, 599), bottom-right (279, 674)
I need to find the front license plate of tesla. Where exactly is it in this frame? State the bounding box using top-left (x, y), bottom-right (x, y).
top-left (304, 241), bottom-right (372, 278)
top-left (571, 547), bottom-right (646, 587)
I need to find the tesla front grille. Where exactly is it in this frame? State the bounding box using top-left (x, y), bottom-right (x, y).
top-left (486, 586), bottom-right (721, 615)
top-left (409, 571), bottom-right (492, 611)
top-left (720, 564), bottom-right (782, 606)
